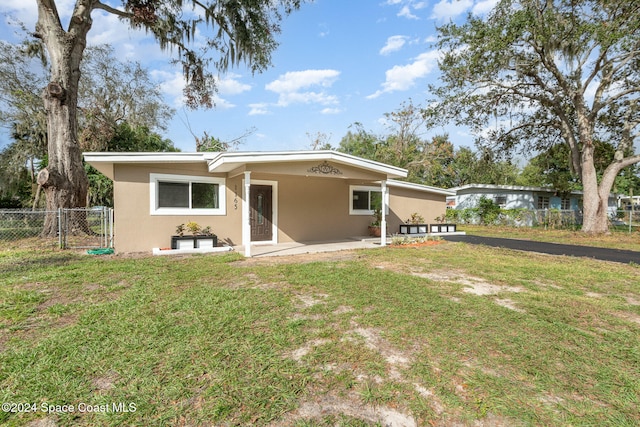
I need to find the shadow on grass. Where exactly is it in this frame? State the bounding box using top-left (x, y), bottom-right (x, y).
top-left (0, 252), bottom-right (80, 275)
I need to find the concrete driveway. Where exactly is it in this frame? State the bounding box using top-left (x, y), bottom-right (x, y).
top-left (443, 235), bottom-right (640, 265)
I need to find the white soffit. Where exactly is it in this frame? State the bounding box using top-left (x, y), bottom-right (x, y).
top-left (82, 150), bottom-right (408, 180)
top-left (387, 179), bottom-right (455, 196)
top-left (83, 152), bottom-right (209, 179)
top-left (206, 150), bottom-right (408, 179)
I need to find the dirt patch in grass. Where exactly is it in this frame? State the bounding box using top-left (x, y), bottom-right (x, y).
top-left (91, 369), bottom-right (120, 392)
top-left (274, 391), bottom-right (418, 427)
top-left (495, 298), bottom-right (525, 312)
top-left (613, 311), bottom-right (640, 325)
top-left (412, 270), bottom-right (526, 295)
top-left (295, 293), bottom-right (329, 308)
top-left (347, 321), bottom-right (410, 380)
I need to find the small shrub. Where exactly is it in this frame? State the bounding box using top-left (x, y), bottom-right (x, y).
top-left (406, 212), bottom-right (425, 224)
top-left (477, 196), bottom-right (501, 225)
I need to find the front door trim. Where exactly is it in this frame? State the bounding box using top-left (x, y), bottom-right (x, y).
top-left (242, 178), bottom-right (278, 245)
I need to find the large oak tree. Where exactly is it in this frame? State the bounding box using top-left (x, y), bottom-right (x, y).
top-left (427, 0), bottom-right (640, 233)
top-left (34, 0), bottom-right (302, 235)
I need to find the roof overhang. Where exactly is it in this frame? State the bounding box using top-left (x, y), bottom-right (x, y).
top-left (83, 150), bottom-right (408, 180)
top-left (83, 152), bottom-right (211, 180)
top-left (387, 179), bottom-right (455, 196)
top-left (205, 150), bottom-right (407, 179)
top-left (449, 183), bottom-right (584, 195)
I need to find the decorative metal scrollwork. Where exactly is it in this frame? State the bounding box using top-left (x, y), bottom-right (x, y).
top-left (307, 161), bottom-right (342, 175)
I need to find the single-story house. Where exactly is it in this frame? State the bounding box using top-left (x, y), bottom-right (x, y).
top-left (447, 183), bottom-right (617, 218)
top-left (447, 184), bottom-right (583, 211)
top-left (84, 150), bottom-right (454, 255)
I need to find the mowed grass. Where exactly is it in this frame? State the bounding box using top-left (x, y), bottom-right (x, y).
top-left (0, 243), bottom-right (639, 426)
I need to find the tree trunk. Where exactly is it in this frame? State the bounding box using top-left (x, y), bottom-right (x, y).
top-left (580, 143), bottom-right (609, 234)
top-left (39, 83), bottom-right (89, 236)
top-left (36, 0), bottom-right (91, 237)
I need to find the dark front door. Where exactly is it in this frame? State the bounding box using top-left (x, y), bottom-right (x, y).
top-left (250, 185), bottom-right (273, 241)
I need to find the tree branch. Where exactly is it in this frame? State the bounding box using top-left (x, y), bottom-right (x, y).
top-left (93, 1), bottom-right (131, 19)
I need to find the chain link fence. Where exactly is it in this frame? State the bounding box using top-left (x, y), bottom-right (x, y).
top-left (447, 207), bottom-right (640, 231)
top-left (615, 208), bottom-right (640, 231)
top-left (0, 207), bottom-right (113, 249)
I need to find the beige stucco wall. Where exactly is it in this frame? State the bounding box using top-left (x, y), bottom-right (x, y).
top-left (111, 162), bottom-right (448, 253)
top-left (270, 174), bottom-right (375, 242)
top-left (113, 163), bottom-right (243, 253)
top-left (387, 186), bottom-right (448, 234)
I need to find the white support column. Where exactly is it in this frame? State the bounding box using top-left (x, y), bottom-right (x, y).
top-left (381, 180), bottom-right (387, 246)
top-left (243, 171), bottom-right (251, 257)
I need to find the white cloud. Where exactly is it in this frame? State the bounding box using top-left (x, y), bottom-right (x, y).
top-left (153, 70), bottom-right (185, 106)
top-left (153, 70), bottom-right (236, 109)
top-left (276, 91), bottom-right (339, 107)
top-left (389, 1), bottom-right (428, 20)
top-left (472, 0), bottom-right (499, 15)
top-left (217, 73), bottom-right (251, 95)
top-left (367, 50), bottom-right (440, 99)
top-left (321, 108), bottom-right (342, 115)
top-left (248, 103), bottom-right (270, 116)
top-left (431, 0), bottom-right (473, 20)
top-left (398, 5), bottom-right (419, 19)
top-left (318, 23), bottom-right (330, 37)
top-left (266, 69), bottom-right (340, 93)
top-left (265, 69), bottom-right (341, 108)
top-left (380, 35), bottom-right (408, 55)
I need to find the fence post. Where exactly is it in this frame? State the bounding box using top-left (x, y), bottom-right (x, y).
top-left (101, 207), bottom-right (106, 248)
top-left (630, 189), bottom-right (634, 234)
top-left (109, 208), bottom-right (114, 248)
top-left (58, 208), bottom-right (63, 248)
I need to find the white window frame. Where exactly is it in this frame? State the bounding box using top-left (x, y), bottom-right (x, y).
top-left (494, 196), bottom-right (507, 208)
top-left (537, 195), bottom-right (550, 210)
top-left (349, 185), bottom-right (389, 215)
top-left (150, 173), bottom-right (226, 216)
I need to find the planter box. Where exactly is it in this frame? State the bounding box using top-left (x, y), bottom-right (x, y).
top-left (171, 235), bottom-right (218, 250)
top-left (398, 224), bottom-right (428, 235)
top-left (429, 224), bottom-right (457, 233)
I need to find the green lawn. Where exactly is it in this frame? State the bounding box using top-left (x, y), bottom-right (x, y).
top-left (1, 244), bottom-right (639, 426)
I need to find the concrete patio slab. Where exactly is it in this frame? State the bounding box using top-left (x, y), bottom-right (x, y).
top-left (235, 232), bottom-right (465, 257)
top-left (237, 237), bottom-right (381, 257)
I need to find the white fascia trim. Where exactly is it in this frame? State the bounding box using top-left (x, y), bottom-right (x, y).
top-left (207, 150), bottom-right (408, 178)
top-left (84, 152), bottom-right (209, 163)
top-left (449, 183), bottom-right (569, 194)
top-left (387, 179), bottom-right (455, 196)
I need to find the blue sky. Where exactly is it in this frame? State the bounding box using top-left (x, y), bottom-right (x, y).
top-left (0, 0), bottom-right (498, 152)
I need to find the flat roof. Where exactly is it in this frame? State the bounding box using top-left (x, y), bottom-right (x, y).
top-left (83, 150), bottom-right (408, 180)
top-left (387, 179), bottom-right (455, 196)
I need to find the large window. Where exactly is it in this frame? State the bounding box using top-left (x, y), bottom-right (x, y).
top-left (150, 174), bottom-right (225, 215)
top-left (349, 185), bottom-right (386, 215)
top-left (537, 196), bottom-right (550, 209)
top-left (494, 196), bottom-right (507, 207)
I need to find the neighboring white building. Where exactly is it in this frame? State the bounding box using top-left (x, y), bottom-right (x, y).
top-left (447, 184), bottom-right (617, 216)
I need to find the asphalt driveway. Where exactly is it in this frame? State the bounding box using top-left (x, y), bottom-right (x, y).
top-left (442, 235), bottom-right (640, 265)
